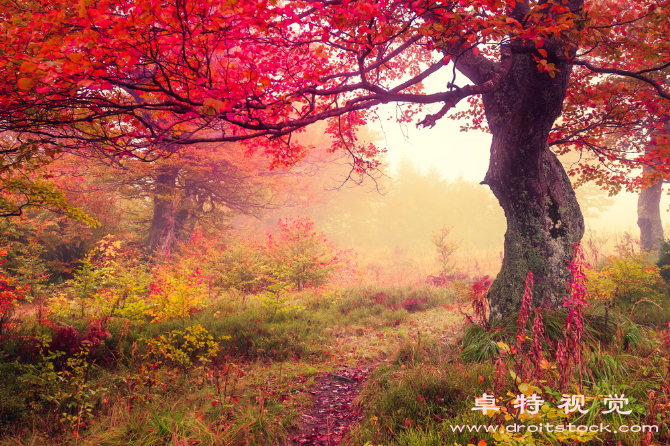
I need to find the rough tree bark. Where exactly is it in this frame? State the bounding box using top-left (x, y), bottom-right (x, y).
top-left (146, 167), bottom-right (180, 254)
top-left (458, 18), bottom-right (585, 319)
top-left (146, 176), bottom-right (207, 252)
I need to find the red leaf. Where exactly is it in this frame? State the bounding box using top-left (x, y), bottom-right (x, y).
top-left (19, 62), bottom-right (38, 73)
top-left (17, 78), bottom-right (34, 90)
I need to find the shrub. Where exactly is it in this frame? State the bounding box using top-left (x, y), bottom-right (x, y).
top-left (585, 249), bottom-right (668, 310)
top-left (463, 275), bottom-right (492, 328)
top-left (269, 216), bottom-right (339, 291)
top-left (10, 236), bottom-right (49, 303)
top-left (0, 247), bottom-right (26, 335)
top-left (430, 225), bottom-right (458, 276)
top-left (141, 324), bottom-right (222, 374)
top-left (14, 333), bottom-right (108, 434)
top-left (180, 217), bottom-right (341, 295)
top-left (401, 298), bottom-right (428, 312)
top-left (206, 237), bottom-right (267, 293)
top-left (48, 239), bottom-right (206, 324)
top-left (145, 265), bottom-right (207, 323)
top-left (48, 239), bottom-right (151, 321)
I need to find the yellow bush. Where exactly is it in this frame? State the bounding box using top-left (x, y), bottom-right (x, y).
top-left (585, 250), bottom-right (667, 309)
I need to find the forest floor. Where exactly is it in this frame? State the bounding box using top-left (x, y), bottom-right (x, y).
top-left (3, 280), bottom-right (670, 446)
top-left (287, 303), bottom-right (464, 445)
top-left (0, 284), bottom-right (467, 446)
top-left (289, 365), bottom-right (372, 445)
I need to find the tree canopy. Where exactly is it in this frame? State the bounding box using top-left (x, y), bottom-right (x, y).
top-left (0, 0), bottom-right (665, 168)
top-left (2, 0), bottom-right (669, 316)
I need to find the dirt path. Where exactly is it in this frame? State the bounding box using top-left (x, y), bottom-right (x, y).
top-left (289, 365), bottom-right (373, 446)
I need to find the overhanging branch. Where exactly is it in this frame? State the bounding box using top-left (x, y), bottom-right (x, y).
top-left (573, 59), bottom-right (670, 100)
top-left (418, 44), bottom-right (512, 128)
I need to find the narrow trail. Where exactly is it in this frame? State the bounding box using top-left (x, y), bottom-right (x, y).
top-left (289, 365), bottom-right (373, 446)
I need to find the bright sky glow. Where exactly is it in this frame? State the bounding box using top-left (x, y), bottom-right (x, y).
top-left (370, 65), bottom-right (667, 236)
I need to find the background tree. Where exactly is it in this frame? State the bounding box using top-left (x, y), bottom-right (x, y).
top-left (1, 136), bottom-right (96, 223)
top-left (637, 126), bottom-right (668, 253)
top-left (558, 51), bottom-right (670, 253)
top-left (260, 153), bottom-right (507, 252)
top-left (134, 144), bottom-right (289, 254)
top-left (56, 144), bottom-right (313, 254)
top-left (1, 0), bottom-right (669, 316)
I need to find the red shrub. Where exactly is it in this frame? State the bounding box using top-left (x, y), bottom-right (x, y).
top-left (402, 298), bottom-right (428, 313)
top-left (0, 247), bottom-right (26, 335)
top-left (370, 291), bottom-right (388, 305)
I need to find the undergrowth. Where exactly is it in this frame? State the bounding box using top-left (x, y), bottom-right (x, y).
top-left (350, 244), bottom-right (670, 446)
top-left (0, 283), bottom-right (455, 445)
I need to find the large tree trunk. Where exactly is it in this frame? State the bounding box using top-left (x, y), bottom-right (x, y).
top-left (146, 168), bottom-right (180, 254)
top-left (482, 50), bottom-right (585, 320)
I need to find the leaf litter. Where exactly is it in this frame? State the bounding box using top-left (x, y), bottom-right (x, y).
top-left (289, 365), bottom-right (373, 445)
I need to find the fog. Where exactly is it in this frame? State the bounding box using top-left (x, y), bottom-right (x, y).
top-left (247, 104), bottom-right (667, 279)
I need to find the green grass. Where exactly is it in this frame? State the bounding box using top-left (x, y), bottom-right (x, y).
top-left (349, 302), bottom-right (670, 446)
top-left (0, 283), bottom-right (459, 445)
top-left (352, 359), bottom-right (495, 445)
top-left (459, 305), bottom-right (655, 363)
top-left (4, 278), bottom-right (669, 446)
top-left (90, 403), bottom-right (217, 446)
